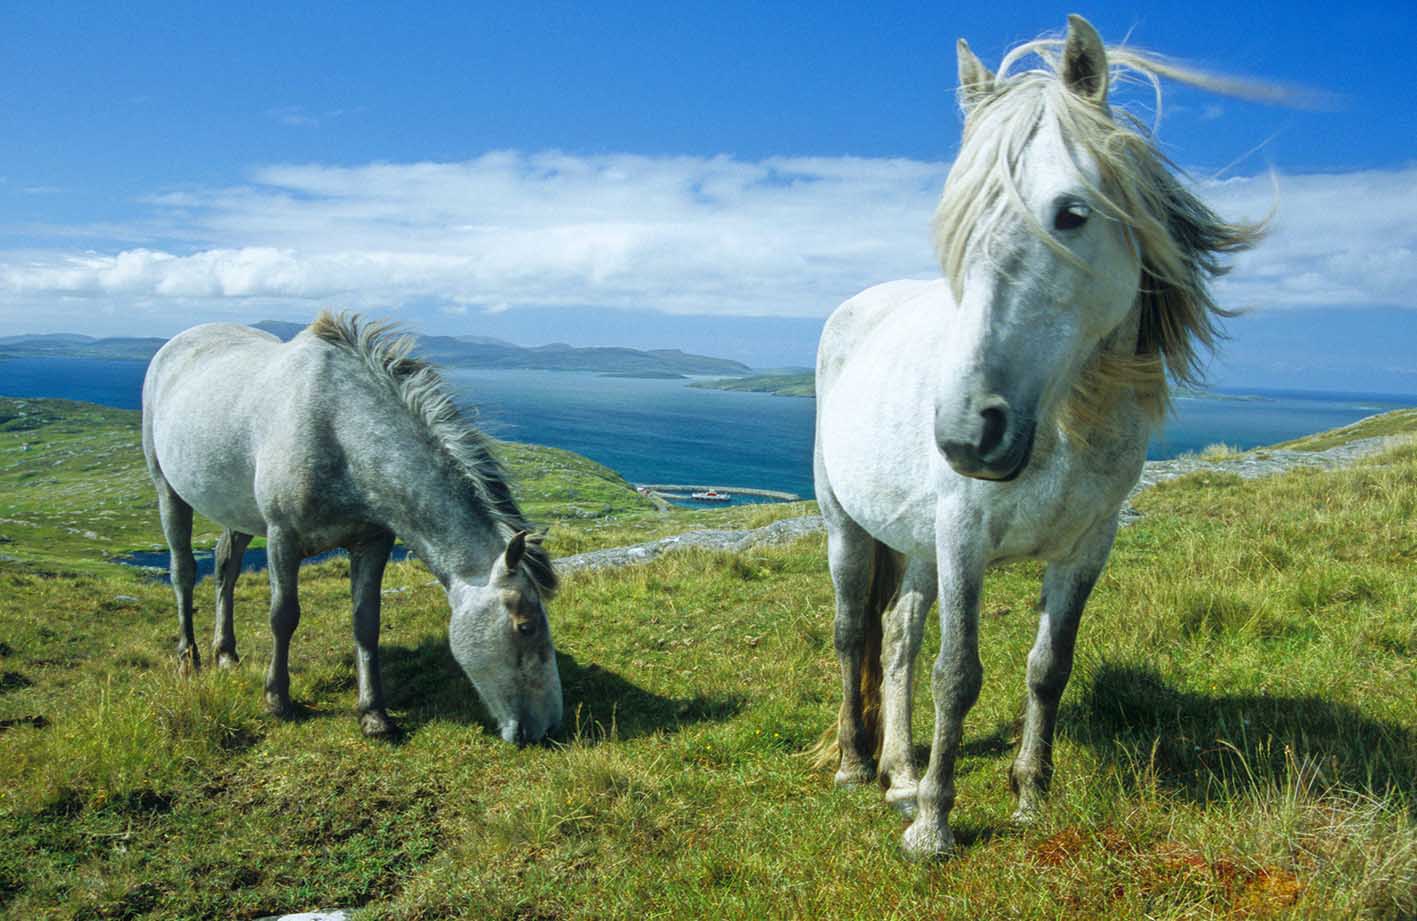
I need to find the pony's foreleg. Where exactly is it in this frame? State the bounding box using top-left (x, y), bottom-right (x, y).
top-left (350, 534), bottom-right (396, 738)
top-left (1010, 519), bottom-right (1116, 821)
top-left (155, 483), bottom-right (200, 674)
top-left (212, 529), bottom-right (253, 668)
top-left (826, 518), bottom-right (884, 786)
top-left (902, 546), bottom-right (983, 860)
top-left (263, 527), bottom-right (302, 717)
top-left (879, 557), bottom-right (936, 815)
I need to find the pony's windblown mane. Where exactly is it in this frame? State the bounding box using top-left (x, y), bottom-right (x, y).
top-left (308, 311), bottom-right (557, 596)
top-left (933, 32), bottom-right (1267, 430)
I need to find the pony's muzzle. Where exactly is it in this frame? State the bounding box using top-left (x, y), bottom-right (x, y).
top-left (935, 394), bottom-right (1035, 481)
top-left (503, 710), bottom-right (561, 747)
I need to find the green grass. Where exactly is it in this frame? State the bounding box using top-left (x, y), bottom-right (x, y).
top-left (2, 405), bottom-right (1416, 918)
top-left (1194, 442), bottom-right (1243, 461)
top-left (1275, 407), bottom-right (1417, 452)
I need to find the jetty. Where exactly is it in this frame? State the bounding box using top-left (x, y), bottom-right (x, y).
top-left (635, 483), bottom-right (801, 502)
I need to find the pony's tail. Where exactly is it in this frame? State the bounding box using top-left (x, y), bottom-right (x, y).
top-left (808, 542), bottom-right (900, 774)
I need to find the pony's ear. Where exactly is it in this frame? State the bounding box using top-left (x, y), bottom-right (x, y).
top-left (1061, 14), bottom-right (1108, 108)
top-left (957, 38), bottom-right (994, 112)
top-left (503, 530), bottom-right (529, 573)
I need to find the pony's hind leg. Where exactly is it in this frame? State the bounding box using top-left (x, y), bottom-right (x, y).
top-left (155, 480), bottom-right (200, 673)
top-left (1010, 520), bottom-right (1116, 821)
top-left (823, 511), bottom-right (896, 786)
top-left (212, 529), bottom-right (253, 667)
top-left (879, 557), bottom-right (936, 815)
top-left (349, 534), bottom-right (397, 738)
top-left (263, 527), bottom-right (302, 717)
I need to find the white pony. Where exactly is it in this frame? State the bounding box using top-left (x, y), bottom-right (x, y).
top-left (813, 15), bottom-right (1263, 857)
top-left (143, 312), bottom-right (562, 744)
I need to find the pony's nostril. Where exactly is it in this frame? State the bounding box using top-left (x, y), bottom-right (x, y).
top-left (978, 405), bottom-right (1009, 457)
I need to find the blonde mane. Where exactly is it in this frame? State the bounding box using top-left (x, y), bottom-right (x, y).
top-left (933, 34), bottom-right (1266, 433)
top-left (308, 311), bottom-right (557, 596)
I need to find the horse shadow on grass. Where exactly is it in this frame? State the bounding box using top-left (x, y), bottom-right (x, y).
top-left (376, 635), bottom-right (743, 745)
top-left (1059, 662), bottom-right (1417, 801)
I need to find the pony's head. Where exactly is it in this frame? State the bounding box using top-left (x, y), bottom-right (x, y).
top-left (449, 530), bottom-right (562, 745)
top-left (931, 14), bottom-right (1263, 479)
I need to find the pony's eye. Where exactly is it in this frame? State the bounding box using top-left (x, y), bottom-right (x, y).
top-left (515, 619), bottom-right (538, 637)
top-left (1053, 202), bottom-right (1091, 231)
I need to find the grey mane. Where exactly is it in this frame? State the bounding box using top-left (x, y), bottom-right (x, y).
top-left (308, 310), bottom-right (558, 596)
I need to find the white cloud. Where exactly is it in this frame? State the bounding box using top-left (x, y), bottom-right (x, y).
top-left (1205, 169), bottom-right (1417, 310)
top-left (1, 151), bottom-right (1414, 333)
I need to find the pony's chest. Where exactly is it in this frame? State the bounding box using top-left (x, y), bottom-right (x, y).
top-left (979, 436), bottom-right (1144, 563)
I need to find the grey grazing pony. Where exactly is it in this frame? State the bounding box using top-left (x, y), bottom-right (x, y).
top-left (813, 15), bottom-right (1265, 857)
top-left (142, 312), bottom-right (562, 743)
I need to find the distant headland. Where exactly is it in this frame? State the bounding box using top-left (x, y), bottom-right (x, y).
top-left (0, 321), bottom-right (752, 378)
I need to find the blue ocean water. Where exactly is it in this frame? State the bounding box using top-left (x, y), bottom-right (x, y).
top-left (3, 356), bottom-right (1415, 504)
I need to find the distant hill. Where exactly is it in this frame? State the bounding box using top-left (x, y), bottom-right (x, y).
top-left (250, 320), bottom-right (306, 341)
top-left (0, 321), bottom-right (753, 377)
top-left (0, 333), bottom-right (168, 361)
top-left (690, 371), bottom-right (815, 397)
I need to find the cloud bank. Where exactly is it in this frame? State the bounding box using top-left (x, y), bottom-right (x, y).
top-left (1, 151), bottom-right (1414, 333)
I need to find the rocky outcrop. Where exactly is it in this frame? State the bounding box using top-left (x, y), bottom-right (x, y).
top-left (557, 434), bottom-right (1405, 571)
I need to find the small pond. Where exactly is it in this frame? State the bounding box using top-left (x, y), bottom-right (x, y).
top-left (117, 544), bottom-right (414, 584)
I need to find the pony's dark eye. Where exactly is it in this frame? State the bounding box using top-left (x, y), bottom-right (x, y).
top-left (515, 619), bottom-right (538, 637)
top-left (1053, 202), bottom-right (1091, 231)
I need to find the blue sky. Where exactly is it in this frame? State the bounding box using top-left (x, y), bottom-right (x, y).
top-left (3, 2), bottom-right (1416, 390)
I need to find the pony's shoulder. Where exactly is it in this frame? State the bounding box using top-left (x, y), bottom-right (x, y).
top-left (822, 278), bottom-right (949, 345)
top-left (818, 278), bottom-right (951, 375)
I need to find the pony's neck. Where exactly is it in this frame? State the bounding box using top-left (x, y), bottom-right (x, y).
top-left (357, 445), bottom-right (503, 588)
top-left (1054, 301), bottom-right (1158, 447)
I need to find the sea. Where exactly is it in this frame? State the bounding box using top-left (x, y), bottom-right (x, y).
top-left (3, 356), bottom-right (1415, 505)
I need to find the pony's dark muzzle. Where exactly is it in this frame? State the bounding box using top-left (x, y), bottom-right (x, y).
top-left (935, 395), bottom-right (1036, 481)
top-left (508, 711), bottom-right (560, 747)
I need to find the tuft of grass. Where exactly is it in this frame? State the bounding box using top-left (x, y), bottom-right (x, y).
top-left (1198, 442), bottom-right (1244, 461)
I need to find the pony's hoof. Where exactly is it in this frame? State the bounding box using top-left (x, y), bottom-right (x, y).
top-left (360, 710), bottom-right (399, 739)
top-left (215, 651), bottom-right (240, 669)
top-left (901, 817), bottom-right (955, 860)
top-left (176, 648), bottom-right (201, 676)
top-left (885, 783), bottom-right (919, 818)
top-left (1011, 799), bottom-right (1044, 825)
top-left (834, 762), bottom-right (876, 787)
top-left (265, 692), bottom-right (294, 718)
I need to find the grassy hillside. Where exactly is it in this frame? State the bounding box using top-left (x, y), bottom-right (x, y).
top-left (1, 404), bottom-right (1415, 918)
